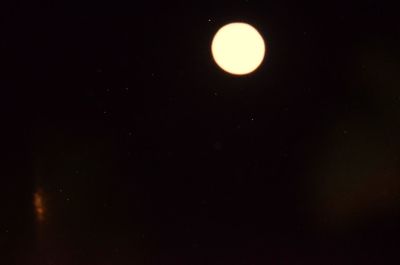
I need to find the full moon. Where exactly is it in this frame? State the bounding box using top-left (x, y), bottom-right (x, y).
top-left (211, 22), bottom-right (266, 75)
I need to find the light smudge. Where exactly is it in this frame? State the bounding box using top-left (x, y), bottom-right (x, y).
top-left (34, 188), bottom-right (46, 223)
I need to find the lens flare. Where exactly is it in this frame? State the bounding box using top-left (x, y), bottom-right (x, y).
top-left (34, 188), bottom-right (46, 223)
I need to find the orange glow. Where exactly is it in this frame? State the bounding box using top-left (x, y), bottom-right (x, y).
top-left (34, 188), bottom-right (46, 223)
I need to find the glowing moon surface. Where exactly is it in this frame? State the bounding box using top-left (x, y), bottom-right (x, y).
top-left (211, 22), bottom-right (266, 75)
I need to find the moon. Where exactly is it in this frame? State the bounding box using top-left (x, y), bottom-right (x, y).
top-left (211, 22), bottom-right (266, 76)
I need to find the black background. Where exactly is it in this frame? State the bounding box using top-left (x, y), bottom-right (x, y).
top-left (2, 1), bottom-right (400, 264)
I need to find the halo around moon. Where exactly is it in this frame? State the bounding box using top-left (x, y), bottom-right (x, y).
top-left (211, 22), bottom-right (266, 75)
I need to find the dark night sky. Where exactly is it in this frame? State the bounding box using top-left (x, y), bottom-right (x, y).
top-left (2, 1), bottom-right (400, 264)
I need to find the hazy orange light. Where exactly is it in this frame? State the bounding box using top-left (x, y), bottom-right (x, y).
top-left (34, 188), bottom-right (46, 223)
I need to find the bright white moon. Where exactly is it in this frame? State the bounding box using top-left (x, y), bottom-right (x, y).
top-left (211, 22), bottom-right (266, 75)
